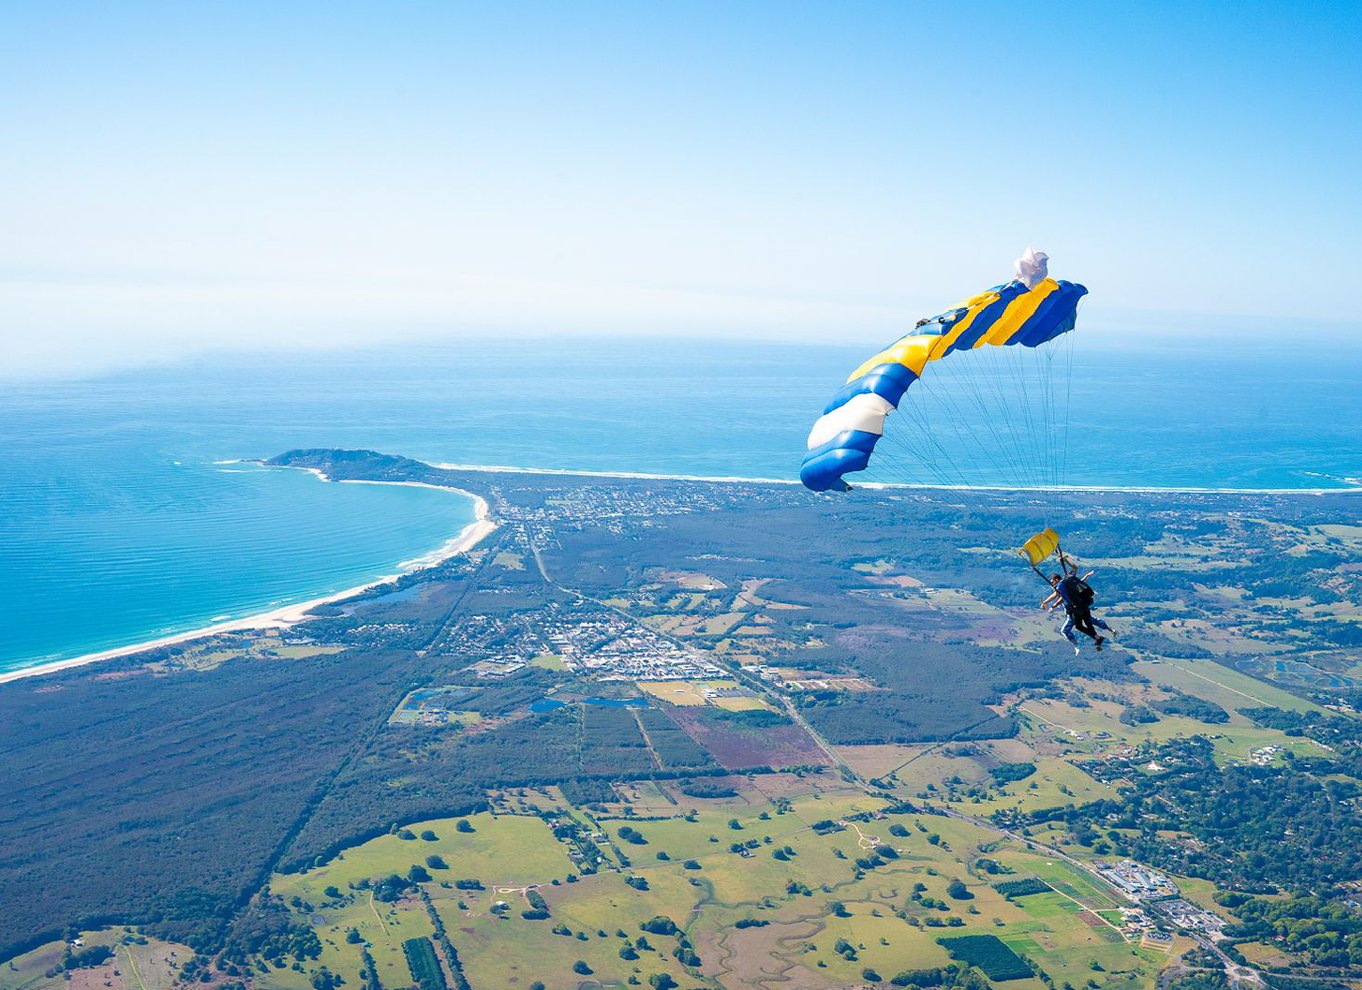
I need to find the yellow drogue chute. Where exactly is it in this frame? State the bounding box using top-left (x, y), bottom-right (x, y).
top-left (1018, 528), bottom-right (1061, 567)
top-left (1019, 527), bottom-right (1070, 583)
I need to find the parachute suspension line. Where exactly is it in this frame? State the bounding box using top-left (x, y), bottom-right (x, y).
top-left (868, 401), bottom-right (957, 489)
top-left (913, 357), bottom-right (1015, 490)
top-left (880, 380), bottom-right (1001, 526)
top-left (1060, 304), bottom-right (1078, 500)
top-left (986, 344), bottom-right (1016, 487)
top-left (882, 360), bottom-right (988, 491)
top-left (1004, 340), bottom-right (1045, 489)
top-left (1027, 347), bottom-right (1037, 485)
top-left (951, 351), bottom-right (1034, 491)
top-left (976, 343), bottom-right (1042, 489)
top-left (943, 342), bottom-right (1024, 489)
top-left (1036, 342), bottom-right (1058, 493)
top-left (1042, 343), bottom-right (1059, 495)
top-left (1035, 345), bottom-right (1050, 492)
top-left (883, 400), bottom-right (976, 490)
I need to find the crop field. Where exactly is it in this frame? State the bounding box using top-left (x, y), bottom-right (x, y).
top-left (636, 679), bottom-right (744, 706)
top-left (667, 707), bottom-right (831, 770)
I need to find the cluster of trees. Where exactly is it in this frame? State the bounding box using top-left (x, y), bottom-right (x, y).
top-left (989, 762), bottom-right (1037, 785)
top-left (1151, 690), bottom-right (1229, 723)
top-left (0, 635), bottom-right (431, 956)
top-left (993, 878), bottom-right (1050, 899)
top-left (635, 708), bottom-right (718, 770)
top-left (1243, 706), bottom-right (1362, 776)
top-left (873, 964), bottom-right (994, 989)
top-left (1018, 737), bottom-right (1362, 893)
top-left (61, 945), bottom-right (114, 970)
top-left (936, 935), bottom-right (1033, 981)
top-left (580, 705), bottom-right (655, 776)
top-left (675, 777), bottom-right (736, 798)
top-left (401, 937), bottom-right (446, 990)
top-left (1217, 893), bottom-right (1362, 968)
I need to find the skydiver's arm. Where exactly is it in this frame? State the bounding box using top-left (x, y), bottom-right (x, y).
top-left (1081, 570), bottom-right (1096, 581)
top-left (1041, 591), bottom-right (1061, 609)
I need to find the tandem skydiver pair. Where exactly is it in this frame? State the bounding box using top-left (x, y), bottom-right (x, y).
top-left (797, 250), bottom-right (1117, 656)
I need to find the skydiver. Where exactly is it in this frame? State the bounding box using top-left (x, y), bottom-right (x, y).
top-left (1042, 563), bottom-right (1114, 655)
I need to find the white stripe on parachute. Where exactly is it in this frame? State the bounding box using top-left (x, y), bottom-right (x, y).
top-left (807, 392), bottom-right (894, 449)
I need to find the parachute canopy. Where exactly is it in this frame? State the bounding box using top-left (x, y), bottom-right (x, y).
top-left (1019, 528), bottom-right (1062, 567)
top-left (800, 250), bottom-right (1087, 492)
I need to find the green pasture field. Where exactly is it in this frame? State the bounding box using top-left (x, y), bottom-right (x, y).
top-left (251, 761), bottom-right (1194, 990)
top-left (1132, 658), bottom-right (1326, 714)
top-left (431, 872), bottom-right (696, 989)
top-left (1, 931), bottom-right (188, 990)
top-left (267, 811), bottom-right (577, 989)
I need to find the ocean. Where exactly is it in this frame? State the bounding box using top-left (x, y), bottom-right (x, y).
top-left (2, 334), bottom-right (1360, 675)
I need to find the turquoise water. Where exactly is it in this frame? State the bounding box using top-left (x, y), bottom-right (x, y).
top-left (2, 334), bottom-right (1361, 674)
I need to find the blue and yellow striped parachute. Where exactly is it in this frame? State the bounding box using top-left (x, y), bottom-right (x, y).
top-left (800, 249), bottom-right (1087, 492)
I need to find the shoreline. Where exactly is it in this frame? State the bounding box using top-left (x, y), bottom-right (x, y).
top-left (432, 461), bottom-right (1362, 496)
top-left (0, 471), bottom-right (496, 687)
top-left (4, 454), bottom-right (1358, 687)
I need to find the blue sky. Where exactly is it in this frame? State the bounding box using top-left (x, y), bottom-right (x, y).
top-left (3, 1), bottom-right (1359, 376)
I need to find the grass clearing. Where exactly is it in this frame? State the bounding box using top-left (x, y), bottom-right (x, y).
top-left (1133, 658), bottom-right (1324, 714)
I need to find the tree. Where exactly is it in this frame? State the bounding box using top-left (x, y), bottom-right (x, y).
top-left (310, 968), bottom-right (343, 990)
top-left (426, 854), bottom-right (447, 870)
top-left (408, 865), bottom-right (431, 883)
top-left (455, 820), bottom-right (475, 833)
top-left (649, 975), bottom-right (677, 990)
top-left (572, 960), bottom-right (592, 975)
top-left (947, 879), bottom-right (972, 900)
top-left (420, 829), bottom-right (438, 841)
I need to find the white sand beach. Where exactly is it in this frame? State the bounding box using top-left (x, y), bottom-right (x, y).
top-left (0, 475), bottom-right (496, 686)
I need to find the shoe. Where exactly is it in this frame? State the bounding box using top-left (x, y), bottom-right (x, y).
top-left (1106, 627), bottom-right (1117, 638)
top-left (1094, 637), bottom-right (1105, 651)
top-left (1073, 644), bottom-right (1081, 656)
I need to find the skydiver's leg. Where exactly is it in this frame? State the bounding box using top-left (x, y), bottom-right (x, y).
top-left (1076, 610), bottom-right (1106, 650)
top-left (1061, 615), bottom-right (1080, 654)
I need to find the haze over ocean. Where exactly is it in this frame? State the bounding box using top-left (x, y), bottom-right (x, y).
top-left (3, 333), bottom-right (1360, 674)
